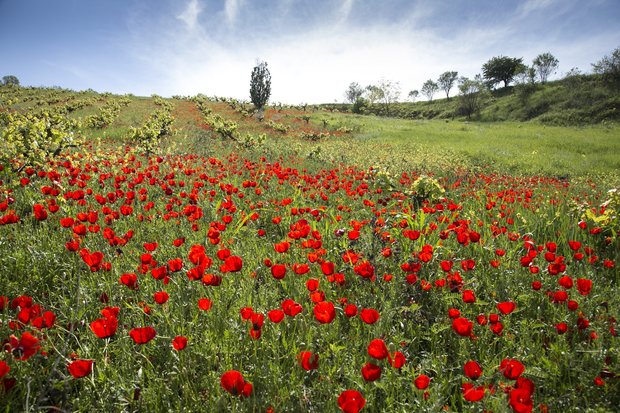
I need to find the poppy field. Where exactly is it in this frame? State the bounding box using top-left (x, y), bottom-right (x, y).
top-left (0, 88), bottom-right (619, 412)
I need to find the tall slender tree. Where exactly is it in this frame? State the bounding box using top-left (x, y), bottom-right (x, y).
top-left (437, 71), bottom-right (458, 100)
top-left (250, 61), bottom-right (271, 121)
top-left (532, 53), bottom-right (559, 83)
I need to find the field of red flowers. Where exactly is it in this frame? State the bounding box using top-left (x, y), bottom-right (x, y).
top-left (0, 91), bottom-right (619, 412)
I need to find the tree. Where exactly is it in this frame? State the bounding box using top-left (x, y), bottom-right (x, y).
top-left (376, 79), bottom-right (401, 113)
top-left (458, 75), bottom-right (488, 119)
top-left (249, 61), bottom-right (271, 120)
top-left (345, 82), bottom-right (364, 103)
top-left (2, 75), bottom-right (19, 86)
top-left (592, 46), bottom-right (620, 86)
top-left (421, 80), bottom-right (438, 101)
top-left (364, 84), bottom-right (384, 106)
top-left (482, 56), bottom-right (524, 88)
top-left (532, 52), bottom-right (558, 83)
top-left (408, 90), bottom-right (419, 102)
top-left (437, 71), bottom-right (458, 100)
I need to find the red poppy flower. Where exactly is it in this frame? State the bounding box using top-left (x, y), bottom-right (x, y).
top-left (497, 301), bottom-right (516, 315)
top-left (452, 317), bottom-right (473, 337)
top-left (367, 338), bottom-right (389, 360)
top-left (313, 301), bottom-right (336, 324)
top-left (198, 298), bottom-right (213, 311)
top-left (361, 362), bottom-right (382, 382)
top-left (274, 241), bottom-right (290, 253)
top-left (462, 290), bottom-right (476, 303)
top-left (462, 382), bottom-right (485, 402)
top-left (282, 299), bottom-right (303, 317)
top-left (414, 374), bottom-right (430, 390)
top-left (338, 390), bottom-right (366, 413)
top-left (153, 291), bottom-right (169, 305)
top-left (353, 261), bottom-right (375, 279)
top-left (321, 261), bottom-right (334, 275)
top-left (292, 263), bottom-right (310, 275)
top-left (500, 358), bottom-right (525, 380)
top-left (33, 204), bottom-right (48, 221)
top-left (271, 264), bottom-right (287, 279)
top-left (555, 322), bottom-right (568, 334)
top-left (8, 332), bottom-right (40, 360)
top-left (344, 304), bottom-right (358, 317)
top-left (509, 388), bottom-right (533, 413)
top-left (388, 351), bottom-right (406, 368)
top-left (268, 309), bottom-right (285, 323)
top-left (67, 359), bottom-right (93, 378)
top-left (576, 278), bottom-right (592, 296)
top-left (80, 248), bottom-right (104, 271)
top-left (172, 335), bottom-right (188, 351)
top-left (448, 308), bottom-right (461, 319)
top-left (306, 278), bottom-right (319, 292)
top-left (143, 242), bottom-right (158, 252)
top-left (221, 255), bottom-right (243, 273)
top-left (119, 273), bottom-right (138, 290)
top-left (359, 308), bottom-right (380, 324)
top-left (464, 360), bottom-right (482, 380)
top-left (129, 326), bottom-right (156, 344)
top-left (297, 351), bottom-right (319, 371)
top-left (440, 260), bottom-right (453, 272)
top-left (0, 360), bottom-right (10, 379)
top-left (220, 370), bottom-right (252, 397)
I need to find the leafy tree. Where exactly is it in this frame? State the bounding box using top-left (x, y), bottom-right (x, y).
top-left (458, 75), bottom-right (488, 119)
top-left (437, 71), bottom-right (458, 100)
top-left (249, 61), bottom-right (271, 120)
top-left (376, 79), bottom-right (401, 113)
top-left (532, 53), bottom-right (559, 83)
top-left (364, 84), bottom-right (384, 105)
top-left (345, 82), bottom-right (364, 104)
top-left (408, 90), bottom-right (419, 102)
top-left (2, 75), bottom-right (19, 86)
top-left (421, 80), bottom-right (438, 101)
top-left (482, 56), bottom-right (524, 88)
top-left (592, 46), bottom-right (620, 86)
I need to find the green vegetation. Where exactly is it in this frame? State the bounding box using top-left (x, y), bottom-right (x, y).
top-left (0, 84), bottom-right (618, 413)
top-left (325, 73), bottom-right (620, 125)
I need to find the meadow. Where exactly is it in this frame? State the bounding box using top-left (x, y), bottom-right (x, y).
top-left (0, 86), bottom-right (619, 412)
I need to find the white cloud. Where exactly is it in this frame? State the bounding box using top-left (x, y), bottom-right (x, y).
top-left (177, 0), bottom-right (203, 30)
top-left (337, 0), bottom-right (354, 24)
top-left (518, 0), bottom-right (558, 16)
top-left (121, 0), bottom-right (620, 102)
top-left (224, 0), bottom-right (243, 25)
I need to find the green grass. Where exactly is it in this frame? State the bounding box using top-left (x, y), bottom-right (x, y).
top-left (307, 112), bottom-right (620, 183)
top-left (1, 87), bottom-right (619, 412)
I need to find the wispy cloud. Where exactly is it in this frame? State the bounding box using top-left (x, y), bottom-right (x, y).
top-left (177, 0), bottom-right (203, 30)
top-left (118, 0), bottom-right (620, 102)
top-left (224, 0), bottom-right (243, 25)
top-left (518, 0), bottom-right (558, 16)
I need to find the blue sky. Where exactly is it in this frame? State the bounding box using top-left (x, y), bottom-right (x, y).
top-left (1, 0), bottom-right (618, 103)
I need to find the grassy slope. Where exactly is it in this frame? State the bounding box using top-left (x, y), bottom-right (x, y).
top-left (307, 112), bottom-right (620, 183)
top-left (322, 74), bottom-right (620, 126)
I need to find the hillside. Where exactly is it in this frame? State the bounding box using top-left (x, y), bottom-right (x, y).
top-left (321, 74), bottom-right (620, 126)
top-left (0, 84), bottom-right (619, 413)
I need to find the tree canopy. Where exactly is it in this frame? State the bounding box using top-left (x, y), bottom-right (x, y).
top-left (592, 46), bottom-right (620, 86)
top-left (482, 56), bottom-right (523, 88)
top-left (532, 53), bottom-right (559, 83)
top-left (2, 75), bottom-right (20, 86)
top-left (344, 82), bottom-right (364, 103)
top-left (437, 71), bottom-right (458, 100)
top-left (421, 80), bottom-right (438, 101)
top-left (249, 61), bottom-right (271, 117)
